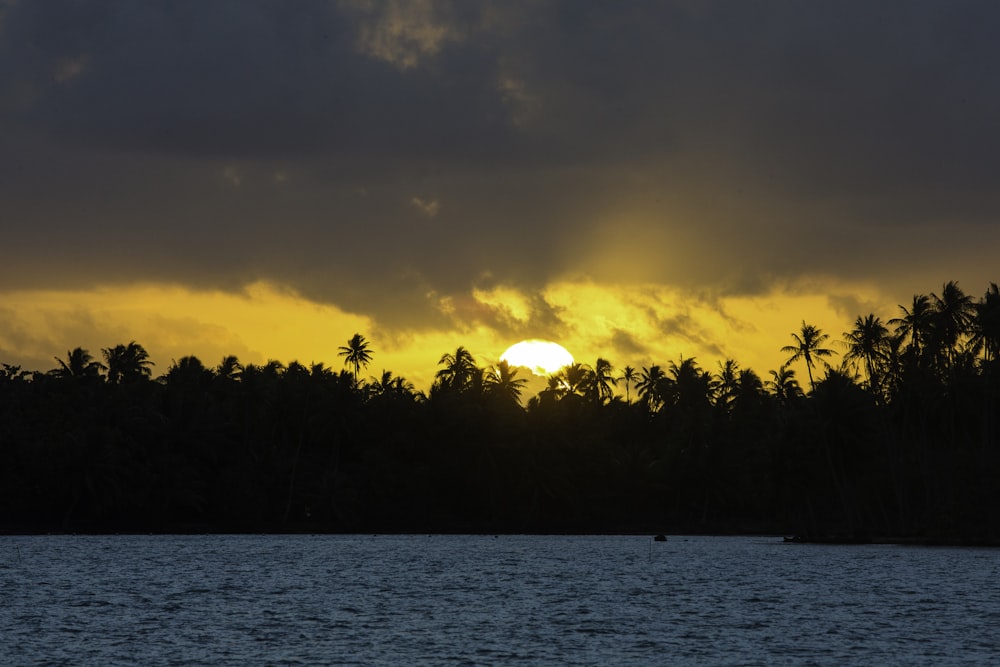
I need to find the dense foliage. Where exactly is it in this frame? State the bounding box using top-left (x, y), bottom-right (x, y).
top-left (2, 281), bottom-right (999, 542)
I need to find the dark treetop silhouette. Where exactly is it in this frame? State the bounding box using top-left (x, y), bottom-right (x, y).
top-left (338, 334), bottom-right (373, 388)
top-left (2, 282), bottom-right (999, 543)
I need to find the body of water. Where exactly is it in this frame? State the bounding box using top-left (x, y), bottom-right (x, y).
top-left (1, 534), bottom-right (998, 665)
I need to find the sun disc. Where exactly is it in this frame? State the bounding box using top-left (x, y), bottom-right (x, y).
top-left (500, 339), bottom-right (574, 376)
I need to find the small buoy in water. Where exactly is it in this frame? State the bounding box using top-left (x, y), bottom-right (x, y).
top-left (653, 534), bottom-right (667, 542)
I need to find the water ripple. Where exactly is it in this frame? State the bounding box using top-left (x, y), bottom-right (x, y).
top-left (2, 535), bottom-right (999, 665)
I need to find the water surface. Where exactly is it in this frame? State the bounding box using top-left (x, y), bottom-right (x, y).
top-left (2, 534), bottom-right (997, 665)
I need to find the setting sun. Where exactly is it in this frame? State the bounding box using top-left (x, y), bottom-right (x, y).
top-left (500, 339), bottom-right (574, 376)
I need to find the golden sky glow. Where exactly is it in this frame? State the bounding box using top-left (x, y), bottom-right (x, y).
top-left (0, 277), bottom-right (896, 394)
top-left (1, 3), bottom-right (998, 394)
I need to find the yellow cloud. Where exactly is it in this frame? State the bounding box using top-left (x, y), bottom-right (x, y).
top-left (506, 277), bottom-right (891, 384)
top-left (0, 276), bottom-right (895, 395)
top-left (471, 285), bottom-right (531, 323)
top-left (0, 281), bottom-right (520, 391)
top-left (0, 281), bottom-right (366, 374)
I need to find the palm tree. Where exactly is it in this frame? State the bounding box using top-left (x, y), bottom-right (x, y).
top-left (889, 293), bottom-right (934, 364)
top-left (593, 358), bottom-right (617, 403)
top-left (435, 346), bottom-right (480, 394)
top-left (164, 355), bottom-right (213, 386)
top-left (285, 360), bottom-right (310, 379)
top-left (368, 369), bottom-right (417, 400)
top-left (262, 359), bottom-right (286, 377)
top-left (971, 283), bottom-right (1000, 453)
top-left (338, 333), bottom-right (373, 387)
top-left (50, 347), bottom-right (105, 378)
top-left (102, 341), bottom-right (154, 384)
top-left (781, 321), bottom-right (836, 391)
top-left (617, 365), bottom-right (639, 404)
top-left (484, 359), bottom-right (529, 404)
top-left (842, 314), bottom-right (890, 397)
top-left (215, 355), bottom-right (243, 381)
top-left (536, 374), bottom-right (565, 403)
top-left (368, 369), bottom-right (395, 397)
top-left (878, 332), bottom-right (906, 397)
top-left (309, 362), bottom-right (336, 380)
top-left (929, 281), bottom-right (975, 370)
top-left (555, 362), bottom-right (595, 399)
top-left (735, 368), bottom-right (765, 403)
top-left (766, 364), bottom-right (803, 404)
top-left (390, 375), bottom-right (419, 399)
top-left (971, 283), bottom-right (1000, 364)
top-left (667, 356), bottom-right (713, 409)
top-left (636, 365), bottom-right (667, 412)
top-left (715, 359), bottom-right (740, 409)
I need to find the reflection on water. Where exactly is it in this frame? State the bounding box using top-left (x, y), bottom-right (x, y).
top-left (1, 534), bottom-right (998, 665)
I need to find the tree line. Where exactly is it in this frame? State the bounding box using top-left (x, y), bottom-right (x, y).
top-left (1, 280), bottom-right (998, 542)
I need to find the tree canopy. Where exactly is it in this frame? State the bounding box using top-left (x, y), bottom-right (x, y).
top-left (2, 280), bottom-right (999, 544)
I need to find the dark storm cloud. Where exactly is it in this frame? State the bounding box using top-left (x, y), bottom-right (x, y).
top-left (2, 0), bottom-right (1000, 330)
top-left (0, 0), bottom-right (518, 158)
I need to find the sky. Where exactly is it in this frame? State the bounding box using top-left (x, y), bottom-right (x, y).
top-left (2, 0), bottom-right (999, 392)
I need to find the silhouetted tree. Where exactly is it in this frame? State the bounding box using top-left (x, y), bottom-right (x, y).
top-left (102, 341), bottom-right (154, 384)
top-left (665, 357), bottom-right (713, 410)
top-left (164, 356), bottom-right (214, 386)
top-left (50, 347), bottom-right (105, 379)
top-left (368, 369), bottom-right (418, 402)
top-left (637, 365), bottom-right (667, 412)
top-left (890, 294), bottom-right (934, 367)
top-left (617, 365), bottom-right (639, 404)
top-left (715, 359), bottom-right (740, 410)
top-left (593, 358), bottom-right (617, 404)
top-left (484, 359), bottom-right (528, 405)
top-left (0, 363), bottom-right (30, 383)
top-left (735, 368), bottom-right (765, 403)
top-left (782, 322), bottom-right (836, 391)
top-left (215, 355), bottom-right (243, 381)
top-left (766, 364), bottom-right (803, 404)
top-left (434, 346), bottom-right (481, 395)
top-left (368, 370), bottom-right (395, 397)
top-left (5, 276), bottom-right (1000, 541)
top-left (971, 283), bottom-right (1000, 363)
top-left (556, 362), bottom-right (595, 401)
top-left (843, 314), bottom-right (890, 400)
top-left (929, 281), bottom-right (975, 372)
top-left (338, 334), bottom-right (373, 388)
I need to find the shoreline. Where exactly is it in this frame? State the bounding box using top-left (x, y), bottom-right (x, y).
top-left (4, 526), bottom-right (998, 547)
